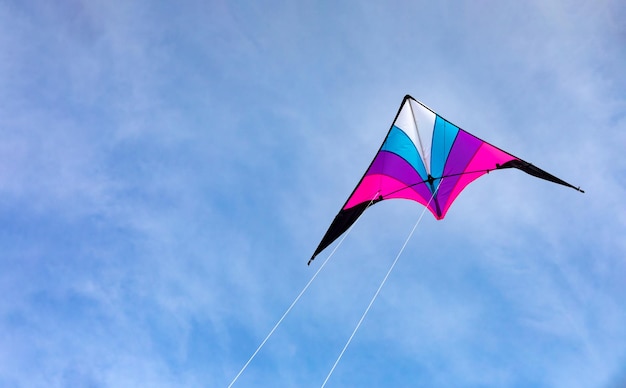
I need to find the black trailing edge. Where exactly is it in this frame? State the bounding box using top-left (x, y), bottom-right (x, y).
top-left (498, 160), bottom-right (584, 193)
top-left (308, 199), bottom-right (379, 266)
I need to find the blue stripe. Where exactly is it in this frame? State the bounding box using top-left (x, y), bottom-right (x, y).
top-left (430, 116), bottom-right (459, 180)
top-left (382, 126), bottom-right (428, 182)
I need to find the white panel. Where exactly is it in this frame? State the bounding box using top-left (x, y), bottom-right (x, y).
top-left (393, 100), bottom-right (420, 149)
top-left (409, 100), bottom-right (436, 174)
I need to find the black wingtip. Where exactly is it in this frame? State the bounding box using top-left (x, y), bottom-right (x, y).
top-left (307, 256), bottom-right (314, 266)
top-left (578, 187), bottom-right (585, 193)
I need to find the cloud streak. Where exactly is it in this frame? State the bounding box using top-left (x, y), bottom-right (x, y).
top-left (0, 0), bottom-right (624, 387)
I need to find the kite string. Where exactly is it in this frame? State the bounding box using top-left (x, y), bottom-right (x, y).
top-left (320, 180), bottom-right (443, 388)
top-left (227, 192), bottom-right (381, 388)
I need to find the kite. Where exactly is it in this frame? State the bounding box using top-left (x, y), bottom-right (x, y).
top-left (309, 95), bottom-right (583, 265)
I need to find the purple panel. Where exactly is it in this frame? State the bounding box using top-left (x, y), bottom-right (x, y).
top-left (349, 150), bottom-right (436, 214)
top-left (441, 130), bottom-right (483, 174)
top-left (436, 130), bottom-right (483, 209)
top-left (367, 151), bottom-right (426, 189)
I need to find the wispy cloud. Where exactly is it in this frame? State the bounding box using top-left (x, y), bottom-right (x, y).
top-left (0, 0), bottom-right (624, 387)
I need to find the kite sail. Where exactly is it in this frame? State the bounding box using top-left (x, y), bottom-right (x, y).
top-left (309, 95), bottom-right (583, 265)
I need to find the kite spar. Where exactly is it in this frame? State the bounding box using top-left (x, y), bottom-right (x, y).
top-left (309, 95), bottom-right (583, 265)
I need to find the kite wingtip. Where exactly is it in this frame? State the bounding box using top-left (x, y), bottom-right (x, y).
top-left (307, 256), bottom-right (314, 266)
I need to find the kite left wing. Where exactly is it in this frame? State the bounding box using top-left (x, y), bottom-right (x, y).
top-left (309, 95), bottom-right (583, 265)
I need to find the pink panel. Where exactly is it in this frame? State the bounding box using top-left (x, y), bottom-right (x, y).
top-left (344, 174), bottom-right (436, 219)
top-left (438, 171), bottom-right (488, 217)
top-left (439, 143), bottom-right (516, 217)
top-left (381, 179), bottom-right (436, 216)
top-left (344, 174), bottom-right (437, 217)
top-left (344, 175), bottom-right (382, 209)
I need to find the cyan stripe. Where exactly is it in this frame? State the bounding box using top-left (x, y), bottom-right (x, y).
top-left (381, 126), bottom-right (428, 182)
top-left (430, 115), bottom-right (459, 180)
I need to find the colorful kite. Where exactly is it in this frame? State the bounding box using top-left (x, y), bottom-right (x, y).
top-left (309, 95), bottom-right (583, 265)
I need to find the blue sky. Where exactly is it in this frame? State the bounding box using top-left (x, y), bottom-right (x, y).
top-left (1, 1), bottom-right (625, 387)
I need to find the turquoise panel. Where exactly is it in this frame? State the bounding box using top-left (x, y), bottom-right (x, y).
top-left (381, 126), bottom-right (428, 182)
top-left (430, 116), bottom-right (459, 179)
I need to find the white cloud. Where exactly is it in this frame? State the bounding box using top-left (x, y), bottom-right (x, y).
top-left (0, 0), bottom-right (624, 386)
